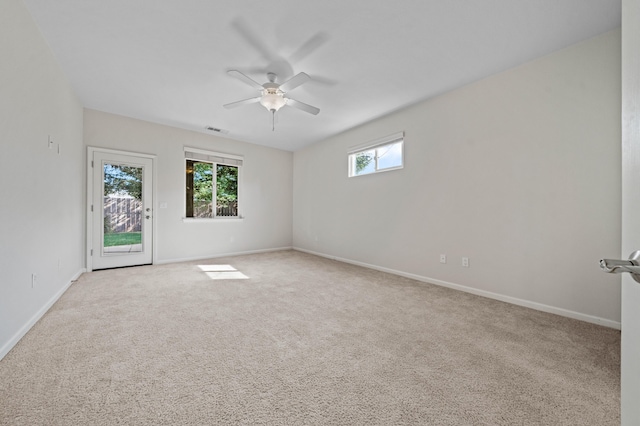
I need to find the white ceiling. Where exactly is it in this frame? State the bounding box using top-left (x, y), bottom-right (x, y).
top-left (22, 0), bottom-right (621, 151)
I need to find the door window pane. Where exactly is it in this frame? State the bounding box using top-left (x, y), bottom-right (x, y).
top-left (103, 163), bottom-right (143, 253)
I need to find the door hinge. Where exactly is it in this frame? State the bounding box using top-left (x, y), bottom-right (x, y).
top-left (91, 205), bottom-right (93, 212)
top-left (90, 249), bottom-right (93, 256)
top-left (91, 160), bottom-right (94, 168)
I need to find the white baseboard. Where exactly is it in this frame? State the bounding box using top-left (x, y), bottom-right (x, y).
top-left (0, 269), bottom-right (85, 361)
top-left (293, 247), bottom-right (621, 330)
top-left (155, 246), bottom-right (293, 265)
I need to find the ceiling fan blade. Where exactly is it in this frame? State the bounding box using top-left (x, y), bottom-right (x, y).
top-left (227, 70), bottom-right (264, 90)
top-left (231, 17), bottom-right (277, 62)
top-left (279, 72), bottom-right (310, 92)
top-left (306, 74), bottom-right (338, 86)
top-left (223, 97), bottom-right (261, 109)
top-left (286, 98), bottom-right (320, 115)
top-left (289, 32), bottom-right (329, 63)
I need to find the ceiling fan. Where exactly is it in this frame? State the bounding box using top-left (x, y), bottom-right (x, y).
top-left (223, 70), bottom-right (320, 130)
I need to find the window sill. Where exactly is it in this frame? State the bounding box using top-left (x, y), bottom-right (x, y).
top-left (182, 217), bottom-right (245, 223)
top-left (349, 165), bottom-right (404, 178)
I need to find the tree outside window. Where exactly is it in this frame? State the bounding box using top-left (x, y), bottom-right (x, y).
top-left (186, 160), bottom-right (238, 218)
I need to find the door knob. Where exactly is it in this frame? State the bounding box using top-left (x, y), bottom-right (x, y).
top-left (145, 215), bottom-right (150, 219)
top-left (146, 208), bottom-right (151, 212)
top-left (600, 250), bottom-right (640, 283)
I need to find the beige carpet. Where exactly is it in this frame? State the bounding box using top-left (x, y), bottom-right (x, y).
top-left (0, 250), bottom-right (620, 425)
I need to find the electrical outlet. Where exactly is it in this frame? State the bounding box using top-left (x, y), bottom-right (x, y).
top-left (462, 257), bottom-right (469, 267)
top-left (440, 254), bottom-right (447, 264)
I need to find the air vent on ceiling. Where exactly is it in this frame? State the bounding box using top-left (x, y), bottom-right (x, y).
top-left (205, 126), bottom-right (228, 134)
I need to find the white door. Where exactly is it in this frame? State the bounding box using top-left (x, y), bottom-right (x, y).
top-left (90, 150), bottom-right (153, 270)
top-left (621, 0), bottom-right (640, 423)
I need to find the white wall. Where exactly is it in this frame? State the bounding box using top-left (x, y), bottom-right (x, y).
top-left (83, 109), bottom-right (293, 263)
top-left (293, 30), bottom-right (622, 326)
top-left (0, 0), bottom-right (84, 358)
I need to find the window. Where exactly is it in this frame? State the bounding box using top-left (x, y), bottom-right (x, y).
top-left (184, 148), bottom-right (242, 218)
top-left (348, 132), bottom-right (404, 177)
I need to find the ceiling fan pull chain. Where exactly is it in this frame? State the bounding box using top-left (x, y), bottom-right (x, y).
top-left (272, 110), bottom-right (275, 131)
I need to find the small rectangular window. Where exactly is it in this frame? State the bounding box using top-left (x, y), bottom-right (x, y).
top-left (348, 132), bottom-right (404, 177)
top-left (185, 148), bottom-right (242, 218)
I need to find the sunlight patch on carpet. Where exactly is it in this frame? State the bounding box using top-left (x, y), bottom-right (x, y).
top-left (198, 264), bottom-right (249, 280)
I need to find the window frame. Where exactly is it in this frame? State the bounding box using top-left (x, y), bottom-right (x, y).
top-left (183, 147), bottom-right (243, 221)
top-left (347, 132), bottom-right (405, 177)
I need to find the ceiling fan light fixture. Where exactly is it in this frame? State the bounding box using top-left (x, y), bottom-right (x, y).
top-left (224, 70), bottom-right (319, 128)
top-left (260, 88), bottom-right (287, 112)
